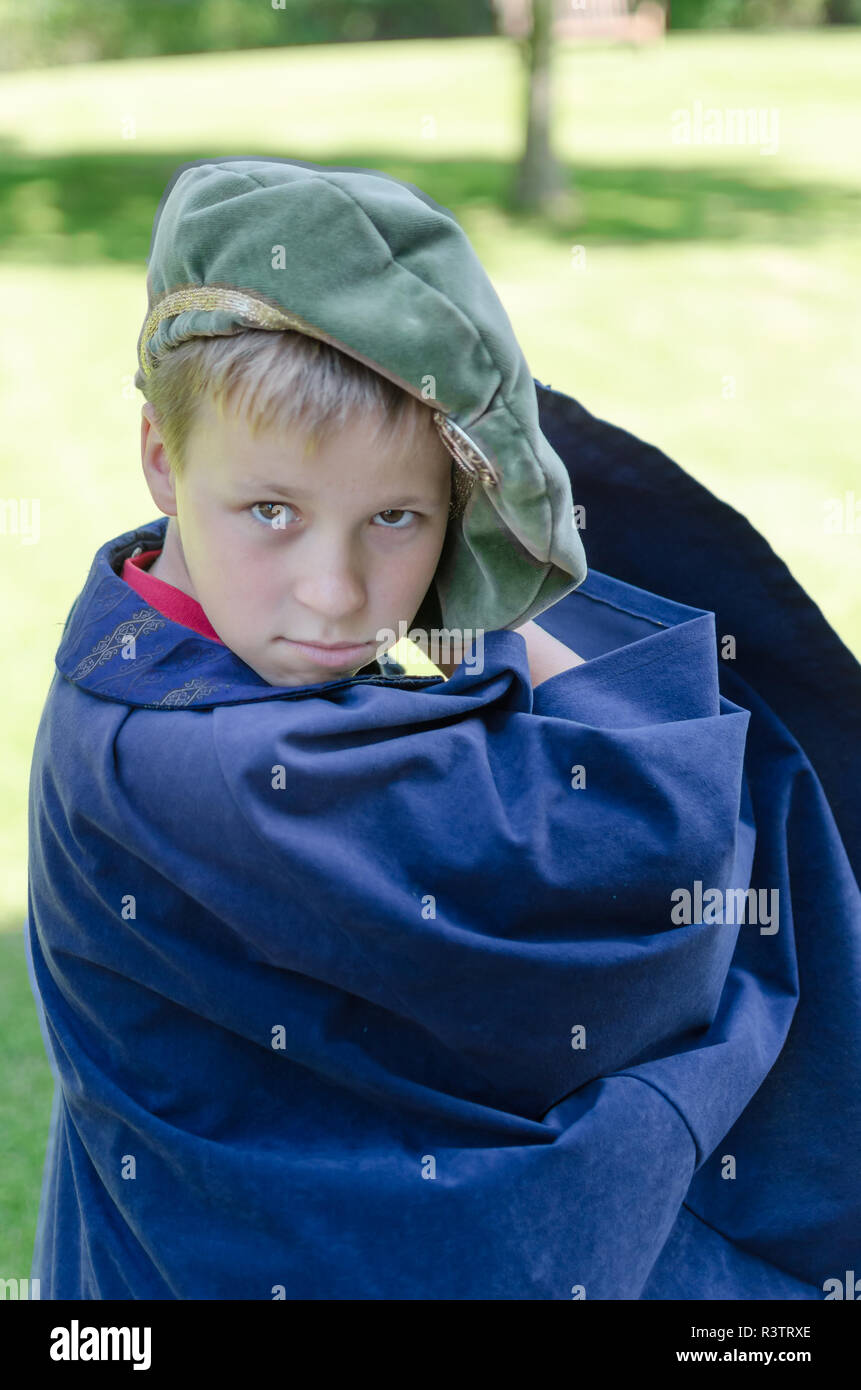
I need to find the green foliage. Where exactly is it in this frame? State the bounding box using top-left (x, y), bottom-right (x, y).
top-left (823, 0), bottom-right (861, 19)
top-left (4, 0), bottom-right (858, 70)
top-left (0, 0), bottom-right (497, 72)
top-left (668, 0), bottom-right (842, 25)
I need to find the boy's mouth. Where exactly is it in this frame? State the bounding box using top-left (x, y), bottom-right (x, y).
top-left (281, 637), bottom-right (376, 665)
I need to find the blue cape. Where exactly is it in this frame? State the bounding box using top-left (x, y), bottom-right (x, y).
top-left (26, 383), bottom-right (861, 1299)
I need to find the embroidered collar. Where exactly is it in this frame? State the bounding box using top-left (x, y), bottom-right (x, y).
top-left (55, 516), bottom-right (440, 709)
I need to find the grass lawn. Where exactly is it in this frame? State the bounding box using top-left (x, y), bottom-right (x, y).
top-left (1, 29), bottom-right (859, 1281)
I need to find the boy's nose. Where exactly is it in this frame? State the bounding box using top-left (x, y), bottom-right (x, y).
top-left (291, 567), bottom-right (367, 622)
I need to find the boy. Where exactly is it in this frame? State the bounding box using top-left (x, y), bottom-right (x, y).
top-left (26, 157), bottom-right (860, 1300)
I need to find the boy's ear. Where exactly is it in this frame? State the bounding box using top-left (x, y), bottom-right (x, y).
top-left (140, 404), bottom-right (178, 516)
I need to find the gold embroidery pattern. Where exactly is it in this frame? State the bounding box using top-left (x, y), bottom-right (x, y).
top-left (139, 284), bottom-right (328, 377)
top-left (139, 283), bottom-right (501, 493)
top-left (158, 678), bottom-right (222, 707)
top-left (70, 610), bottom-right (165, 680)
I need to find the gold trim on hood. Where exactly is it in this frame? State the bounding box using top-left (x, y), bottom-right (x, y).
top-left (138, 281), bottom-right (499, 486)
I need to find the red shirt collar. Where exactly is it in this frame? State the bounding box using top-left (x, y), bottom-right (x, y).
top-left (121, 549), bottom-right (224, 644)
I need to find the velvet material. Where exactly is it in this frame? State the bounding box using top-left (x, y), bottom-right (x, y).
top-left (25, 383), bottom-right (860, 1299)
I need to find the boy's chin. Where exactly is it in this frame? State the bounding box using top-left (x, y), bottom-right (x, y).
top-left (244, 651), bottom-right (375, 688)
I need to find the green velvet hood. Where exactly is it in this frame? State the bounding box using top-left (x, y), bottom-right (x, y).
top-left (135, 156), bottom-right (588, 634)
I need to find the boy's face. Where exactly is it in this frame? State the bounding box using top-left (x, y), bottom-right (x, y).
top-left (141, 393), bottom-right (453, 687)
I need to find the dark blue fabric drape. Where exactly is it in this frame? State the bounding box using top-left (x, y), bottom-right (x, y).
top-left (24, 384), bottom-right (860, 1299)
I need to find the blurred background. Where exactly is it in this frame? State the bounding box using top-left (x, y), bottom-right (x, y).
top-left (1, 0), bottom-right (859, 1283)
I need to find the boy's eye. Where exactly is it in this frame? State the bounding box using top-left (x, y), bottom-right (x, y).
top-left (250, 502), bottom-right (295, 527)
top-left (373, 509), bottom-right (416, 529)
top-left (250, 503), bottom-right (418, 530)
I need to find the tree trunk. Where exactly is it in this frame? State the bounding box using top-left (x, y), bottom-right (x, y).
top-left (512, 0), bottom-right (574, 217)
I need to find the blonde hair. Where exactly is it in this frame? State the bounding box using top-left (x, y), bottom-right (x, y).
top-left (137, 328), bottom-right (474, 518)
